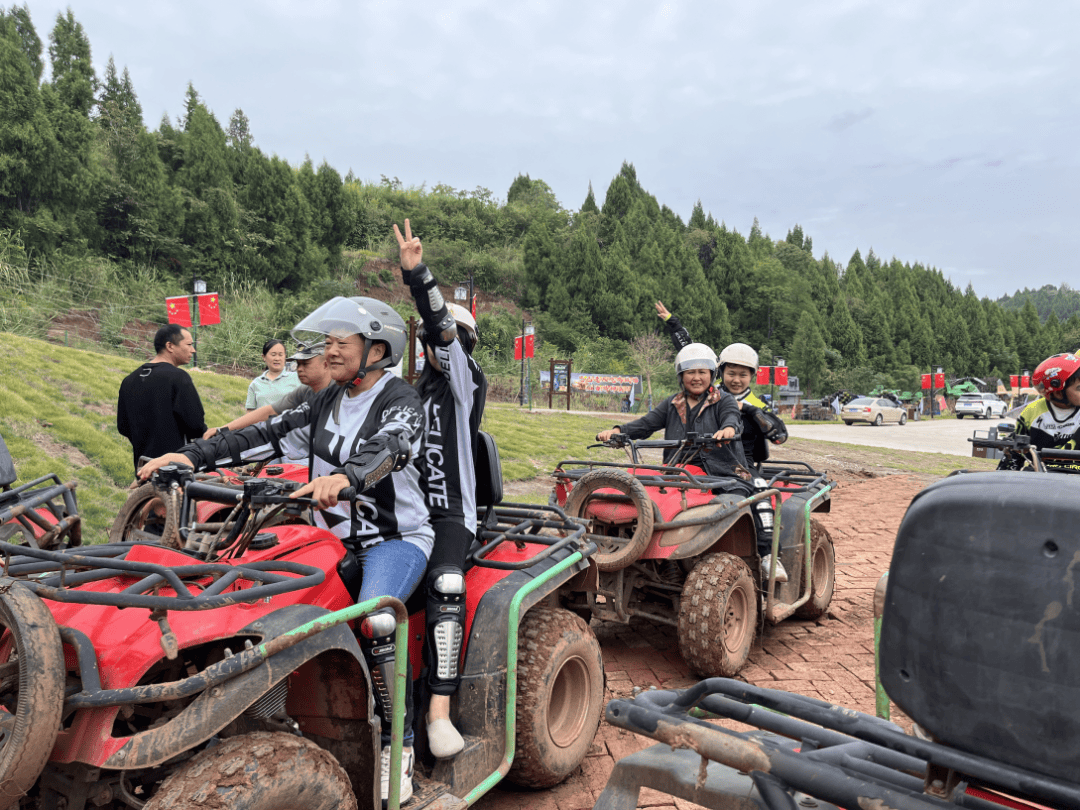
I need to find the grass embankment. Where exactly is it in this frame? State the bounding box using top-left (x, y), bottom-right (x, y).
top-left (0, 332), bottom-right (614, 538)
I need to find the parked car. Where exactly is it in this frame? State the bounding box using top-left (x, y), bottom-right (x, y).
top-left (841, 397), bottom-right (907, 426)
top-left (954, 392), bottom-right (1007, 419)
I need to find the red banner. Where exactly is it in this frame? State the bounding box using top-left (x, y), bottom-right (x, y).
top-left (514, 334), bottom-right (534, 360)
top-left (921, 374), bottom-right (931, 390)
top-left (166, 296), bottom-right (191, 327)
top-left (471, 294), bottom-right (477, 319)
top-left (1010, 375), bottom-right (1019, 388)
top-left (774, 366), bottom-right (789, 386)
top-left (1021, 374), bottom-right (1030, 388)
top-left (934, 373), bottom-right (945, 389)
top-left (756, 366), bottom-right (771, 385)
top-left (197, 293), bottom-right (220, 325)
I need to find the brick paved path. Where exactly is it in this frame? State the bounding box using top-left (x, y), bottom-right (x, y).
top-left (474, 474), bottom-right (928, 810)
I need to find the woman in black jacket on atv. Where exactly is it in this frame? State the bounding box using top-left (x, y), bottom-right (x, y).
top-left (596, 343), bottom-right (786, 582)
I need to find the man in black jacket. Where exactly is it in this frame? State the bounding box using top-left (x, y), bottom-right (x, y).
top-left (117, 324), bottom-right (206, 476)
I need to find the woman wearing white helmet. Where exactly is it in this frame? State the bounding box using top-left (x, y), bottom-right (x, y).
top-left (396, 220), bottom-right (488, 762)
top-left (596, 342), bottom-right (745, 479)
top-left (656, 302), bottom-right (788, 470)
top-left (137, 294), bottom-right (432, 803)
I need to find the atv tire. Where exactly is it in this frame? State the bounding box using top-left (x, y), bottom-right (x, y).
top-left (0, 583), bottom-right (65, 810)
top-left (109, 482), bottom-right (182, 548)
top-left (564, 468), bottom-right (654, 572)
top-left (794, 519), bottom-right (836, 620)
top-left (509, 607), bottom-right (604, 789)
top-left (144, 732), bottom-right (356, 810)
top-left (678, 552), bottom-right (757, 678)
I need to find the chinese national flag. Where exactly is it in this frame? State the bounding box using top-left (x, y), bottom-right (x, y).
top-left (471, 294), bottom-right (477, 319)
top-left (775, 366), bottom-right (789, 386)
top-left (1021, 374), bottom-right (1031, 388)
top-left (934, 373), bottom-right (946, 389)
top-left (514, 336), bottom-right (523, 361)
top-left (1010, 375), bottom-right (1019, 388)
top-left (524, 334), bottom-right (534, 359)
top-left (921, 374), bottom-right (931, 390)
top-left (165, 296), bottom-right (191, 327)
top-left (756, 366), bottom-right (771, 385)
top-left (198, 293), bottom-right (221, 325)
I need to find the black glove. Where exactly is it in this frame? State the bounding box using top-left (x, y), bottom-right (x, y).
top-left (334, 432), bottom-right (411, 494)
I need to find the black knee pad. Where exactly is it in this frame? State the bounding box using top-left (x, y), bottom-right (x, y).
top-left (425, 564), bottom-right (466, 696)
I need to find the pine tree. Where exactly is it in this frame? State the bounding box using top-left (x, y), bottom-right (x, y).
top-left (8, 4), bottom-right (43, 82)
top-left (0, 12), bottom-right (57, 233)
top-left (580, 182), bottom-right (599, 214)
top-left (791, 310), bottom-right (828, 397)
top-left (688, 199), bottom-right (706, 230)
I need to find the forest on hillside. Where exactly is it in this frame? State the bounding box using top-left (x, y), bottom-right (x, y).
top-left (2, 5), bottom-right (1078, 399)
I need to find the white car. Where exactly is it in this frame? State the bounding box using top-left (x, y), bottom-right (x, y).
top-left (954, 393), bottom-right (1007, 420)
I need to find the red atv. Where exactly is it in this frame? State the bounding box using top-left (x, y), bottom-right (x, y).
top-left (593, 469), bottom-right (1080, 810)
top-left (0, 432), bottom-right (81, 550)
top-left (0, 435), bottom-right (604, 810)
top-left (552, 433), bottom-right (835, 677)
top-left (107, 461), bottom-right (312, 547)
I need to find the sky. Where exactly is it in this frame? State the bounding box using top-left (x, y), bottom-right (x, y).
top-left (16, 0), bottom-right (1079, 300)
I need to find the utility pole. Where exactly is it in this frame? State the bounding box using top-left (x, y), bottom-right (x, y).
top-left (518, 317), bottom-right (526, 406)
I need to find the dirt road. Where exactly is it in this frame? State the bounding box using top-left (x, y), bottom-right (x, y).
top-left (788, 416), bottom-right (1004, 456)
top-left (476, 470), bottom-right (925, 810)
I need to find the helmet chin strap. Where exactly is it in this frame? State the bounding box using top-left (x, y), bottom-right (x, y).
top-left (346, 342), bottom-right (392, 389)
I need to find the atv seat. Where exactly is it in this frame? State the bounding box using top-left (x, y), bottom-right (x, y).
top-left (475, 430), bottom-right (503, 525)
top-left (880, 470), bottom-right (1080, 783)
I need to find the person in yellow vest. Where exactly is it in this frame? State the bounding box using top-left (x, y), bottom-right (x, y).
top-left (998, 352), bottom-right (1080, 473)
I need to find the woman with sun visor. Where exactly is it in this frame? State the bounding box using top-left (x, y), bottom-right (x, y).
top-left (136, 294), bottom-right (431, 803)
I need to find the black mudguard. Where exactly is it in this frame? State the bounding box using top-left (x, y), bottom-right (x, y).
top-left (430, 547), bottom-right (590, 791)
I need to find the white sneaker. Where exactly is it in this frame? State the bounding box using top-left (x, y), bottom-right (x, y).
top-left (380, 744), bottom-right (414, 804)
top-left (427, 714), bottom-right (465, 759)
top-left (761, 554), bottom-right (789, 583)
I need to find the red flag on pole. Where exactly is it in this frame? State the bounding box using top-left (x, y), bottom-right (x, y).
top-left (524, 334), bottom-right (534, 359)
top-left (514, 335), bottom-right (523, 361)
top-left (775, 366), bottom-right (789, 386)
top-left (1021, 374), bottom-right (1031, 388)
top-left (921, 374), bottom-right (931, 390)
top-left (1010, 375), bottom-right (1019, 388)
top-left (166, 296), bottom-right (191, 327)
top-left (934, 373), bottom-right (945, 389)
top-left (471, 294), bottom-right (477, 319)
top-left (756, 366), bottom-right (771, 385)
top-left (197, 293), bottom-right (221, 326)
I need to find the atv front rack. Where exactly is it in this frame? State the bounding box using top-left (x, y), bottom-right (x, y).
top-left (0, 472), bottom-right (81, 547)
top-left (0, 541), bottom-right (324, 610)
top-left (599, 679), bottom-right (1079, 810)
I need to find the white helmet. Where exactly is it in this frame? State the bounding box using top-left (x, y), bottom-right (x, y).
top-left (718, 342), bottom-right (759, 372)
top-left (447, 303), bottom-right (478, 349)
top-left (675, 343), bottom-right (718, 375)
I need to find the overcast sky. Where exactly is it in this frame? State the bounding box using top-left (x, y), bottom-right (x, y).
top-left (17, 0), bottom-right (1078, 299)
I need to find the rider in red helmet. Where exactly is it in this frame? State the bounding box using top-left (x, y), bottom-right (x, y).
top-left (998, 352), bottom-right (1080, 472)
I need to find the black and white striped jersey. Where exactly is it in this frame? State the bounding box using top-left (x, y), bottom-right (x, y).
top-left (178, 374), bottom-right (434, 558)
top-left (416, 332), bottom-right (488, 530)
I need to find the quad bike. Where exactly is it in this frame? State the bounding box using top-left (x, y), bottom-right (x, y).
top-left (108, 460), bottom-right (312, 547)
top-left (0, 433), bottom-right (604, 810)
top-left (592, 468), bottom-right (1080, 810)
top-left (0, 432), bottom-right (81, 549)
top-left (968, 429), bottom-right (1080, 475)
top-left (551, 434), bottom-right (835, 677)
